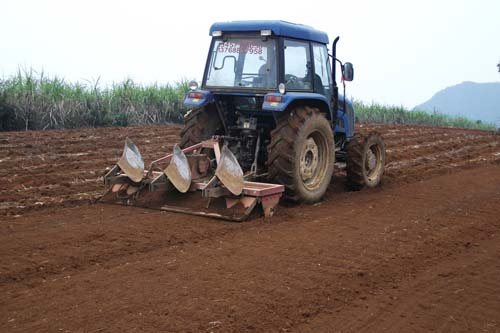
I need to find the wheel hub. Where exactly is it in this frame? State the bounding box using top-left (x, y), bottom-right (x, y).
top-left (366, 148), bottom-right (377, 171)
top-left (300, 138), bottom-right (319, 181)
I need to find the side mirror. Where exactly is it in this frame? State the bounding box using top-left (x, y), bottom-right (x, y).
top-left (343, 62), bottom-right (354, 81)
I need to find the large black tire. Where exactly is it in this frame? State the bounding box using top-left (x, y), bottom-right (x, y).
top-left (346, 132), bottom-right (385, 190)
top-left (180, 105), bottom-right (222, 148)
top-left (267, 106), bottom-right (335, 203)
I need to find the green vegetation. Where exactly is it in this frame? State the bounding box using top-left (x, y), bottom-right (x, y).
top-left (354, 101), bottom-right (496, 130)
top-left (0, 69), bottom-right (495, 131)
top-left (0, 69), bottom-right (189, 131)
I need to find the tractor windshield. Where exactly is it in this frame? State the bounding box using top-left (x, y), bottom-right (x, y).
top-left (205, 37), bottom-right (277, 89)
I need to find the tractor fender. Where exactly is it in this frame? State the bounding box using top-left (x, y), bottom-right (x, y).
top-left (335, 96), bottom-right (355, 138)
top-left (262, 92), bottom-right (331, 119)
top-left (183, 90), bottom-right (214, 109)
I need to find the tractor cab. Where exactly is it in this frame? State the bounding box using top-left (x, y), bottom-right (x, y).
top-left (185, 21), bottom-right (355, 141)
top-left (202, 21), bottom-right (333, 96)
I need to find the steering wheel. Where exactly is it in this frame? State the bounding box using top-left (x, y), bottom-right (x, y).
top-left (237, 79), bottom-right (254, 87)
top-left (285, 74), bottom-right (300, 88)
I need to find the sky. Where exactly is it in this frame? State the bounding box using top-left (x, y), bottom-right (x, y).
top-left (2, 0), bottom-right (500, 108)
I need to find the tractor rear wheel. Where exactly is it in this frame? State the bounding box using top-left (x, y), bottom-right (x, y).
top-left (180, 105), bottom-right (222, 148)
top-left (267, 106), bottom-right (334, 203)
top-left (345, 132), bottom-right (385, 190)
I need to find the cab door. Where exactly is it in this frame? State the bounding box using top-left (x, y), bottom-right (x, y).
top-left (312, 43), bottom-right (332, 105)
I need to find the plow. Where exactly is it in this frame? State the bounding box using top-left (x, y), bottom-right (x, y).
top-left (102, 137), bottom-right (284, 221)
top-left (101, 20), bottom-right (386, 221)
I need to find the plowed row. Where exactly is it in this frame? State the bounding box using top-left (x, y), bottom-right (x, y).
top-left (1, 124), bottom-right (498, 216)
top-left (1, 124), bottom-right (500, 332)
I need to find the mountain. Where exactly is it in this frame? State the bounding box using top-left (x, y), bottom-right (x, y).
top-left (414, 81), bottom-right (500, 124)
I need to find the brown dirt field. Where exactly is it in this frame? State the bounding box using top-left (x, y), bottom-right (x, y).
top-left (1, 124), bottom-right (500, 332)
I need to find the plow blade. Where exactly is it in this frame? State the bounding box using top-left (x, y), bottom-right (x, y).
top-left (165, 144), bottom-right (191, 193)
top-left (117, 138), bottom-right (144, 183)
top-left (102, 137), bottom-right (284, 221)
top-left (215, 145), bottom-right (244, 196)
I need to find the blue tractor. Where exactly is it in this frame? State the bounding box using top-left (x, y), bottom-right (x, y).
top-left (182, 20), bottom-right (385, 203)
top-left (104, 20), bottom-right (385, 220)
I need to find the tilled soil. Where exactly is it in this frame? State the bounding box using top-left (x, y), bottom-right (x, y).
top-left (1, 124), bottom-right (500, 332)
top-left (1, 124), bottom-right (499, 217)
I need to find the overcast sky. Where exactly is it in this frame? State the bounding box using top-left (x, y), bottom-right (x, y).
top-left (2, 0), bottom-right (499, 108)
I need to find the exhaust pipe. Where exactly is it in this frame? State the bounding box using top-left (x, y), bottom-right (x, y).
top-left (331, 36), bottom-right (340, 123)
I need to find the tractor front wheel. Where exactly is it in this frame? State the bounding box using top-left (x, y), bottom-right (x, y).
top-left (267, 106), bottom-right (334, 203)
top-left (345, 132), bottom-right (385, 190)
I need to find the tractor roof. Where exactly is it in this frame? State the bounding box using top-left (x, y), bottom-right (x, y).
top-left (209, 20), bottom-right (329, 44)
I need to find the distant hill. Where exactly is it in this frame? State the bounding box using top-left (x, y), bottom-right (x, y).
top-left (414, 81), bottom-right (500, 125)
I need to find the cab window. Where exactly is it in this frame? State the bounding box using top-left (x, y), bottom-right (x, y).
top-left (284, 39), bottom-right (312, 90)
top-left (205, 37), bottom-right (277, 89)
top-left (312, 43), bottom-right (332, 97)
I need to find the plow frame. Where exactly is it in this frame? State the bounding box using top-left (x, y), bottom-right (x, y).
top-left (103, 137), bottom-right (284, 221)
